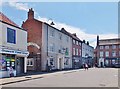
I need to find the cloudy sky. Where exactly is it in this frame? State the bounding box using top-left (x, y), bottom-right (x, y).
top-left (0, 1), bottom-right (118, 48)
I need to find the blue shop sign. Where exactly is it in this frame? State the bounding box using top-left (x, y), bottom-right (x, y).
top-left (1, 49), bottom-right (29, 55)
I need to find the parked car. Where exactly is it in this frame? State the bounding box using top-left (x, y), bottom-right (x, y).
top-left (113, 63), bottom-right (120, 68)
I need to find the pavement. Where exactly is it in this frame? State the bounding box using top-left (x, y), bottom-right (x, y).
top-left (0, 69), bottom-right (80, 85)
top-left (0, 68), bottom-right (119, 87)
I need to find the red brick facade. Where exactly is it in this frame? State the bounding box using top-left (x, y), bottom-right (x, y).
top-left (22, 8), bottom-right (43, 71)
top-left (95, 36), bottom-right (120, 67)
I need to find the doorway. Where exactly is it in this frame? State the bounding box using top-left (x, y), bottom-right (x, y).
top-left (59, 58), bottom-right (62, 70)
top-left (16, 57), bottom-right (24, 75)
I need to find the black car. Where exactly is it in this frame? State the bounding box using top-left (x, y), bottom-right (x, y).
top-left (113, 63), bottom-right (120, 68)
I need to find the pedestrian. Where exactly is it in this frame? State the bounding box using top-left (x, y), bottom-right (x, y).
top-left (9, 67), bottom-right (14, 77)
top-left (83, 64), bottom-right (85, 70)
top-left (85, 63), bottom-right (88, 70)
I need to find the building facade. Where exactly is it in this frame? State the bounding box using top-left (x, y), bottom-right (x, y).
top-left (71, 33), bottom-right (82, 69)
top-left (95, 36), bottom-right (120, 67)
top-left (22, 8), bottom-right (72, 71)
top-left (42, 24), bottom-right (72, 71)
top-left (22, 8), bottom-right (42, 71)
top-left (82, 41), bottom-right (94, 67)
top-left (0, 12), bottom-right (29, 78)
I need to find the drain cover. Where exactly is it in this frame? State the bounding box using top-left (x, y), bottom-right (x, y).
top-left (99, 84), bottom-right (106, 86)
top-left (25, 76), bottom-right (32, 78)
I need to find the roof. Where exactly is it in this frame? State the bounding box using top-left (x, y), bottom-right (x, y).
top-left (99, 38), bottom-right (120, 45)
top-left (0, 12), bottom-right (18, 27)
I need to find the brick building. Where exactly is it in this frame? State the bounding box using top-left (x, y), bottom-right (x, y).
top-left (71, 33), bottom-right (82, 69)
top-left (22, 8), bottom-right (72, 71)
top-left (22, 8), bottom-right (42, 71)
top-left (95, 36), bottom-right (120, 67)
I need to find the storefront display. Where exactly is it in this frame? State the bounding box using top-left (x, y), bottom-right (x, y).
top-left (0, 55), bottom-right (15, 71)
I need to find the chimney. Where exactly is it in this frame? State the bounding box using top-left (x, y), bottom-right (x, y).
top-left (83, 40), bottom-right (85, 43)
top-left (87, 41), bottom-right (89, 45)
top-left (97, 35), bottom-right (99, 46)
top-left (28, 8), bottom-right (34, 19)
top-left (73, 33), bottom-right (76, 37)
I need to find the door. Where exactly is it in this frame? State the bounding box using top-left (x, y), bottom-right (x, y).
top-left (16, 57), bottom-right (24, 75)
top-left (59, 58), bottom-right (62, 70)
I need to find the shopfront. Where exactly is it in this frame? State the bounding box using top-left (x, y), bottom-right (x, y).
top-left (0, 47), bottom-right (29, 78)
top-left (105, 58), bottom-right (120, 67)
top-left (72, 57), bottom-right (81, 69)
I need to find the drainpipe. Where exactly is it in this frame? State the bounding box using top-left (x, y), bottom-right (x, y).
top-left (47, 25), bottom-right (48, 56)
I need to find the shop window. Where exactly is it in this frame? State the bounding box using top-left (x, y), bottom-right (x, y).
top-left (64, 58), bottom-right (69, 65)
top-left (50, 58), bottom-right (54, 65)
top-left (7, 28), bottom-right (16, 44)
top-left (0, 55), bottom-right (15, 71)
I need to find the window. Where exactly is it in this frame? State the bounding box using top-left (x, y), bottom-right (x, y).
top-left (76, 41), bottom-right (78, 45)
top-left (64, 58), bottom-right (69, 65)
top-left (27, 59), bottom-right (33, 66)
top-left (112, 51), bottom-right (116, 57)
top-left (73, 40), bottom-right (75, 44)
top-left (59, 33), bottom-right (62, 40)
top-left (49, 43), bottom-right (55, 52)
top-left (105, 46), bottom-right (109, 49)
top-left (79, 49), bottom-right (81, 56)
top-left (105, 51), bottom-right (109, 57)
top-left (100, 51), bottom-right (103, 57)
top-left (50, 30), bottom-right (55, 37)
top-left (112, 45), bottom-right (116, 49)
top-left (66, 36), bottom-right (69, 42)
top-left (76, 49), bottom-right (78, 55)
top-left (79, 42), bottom-right (81, 46)
top-left (7, 28), bottom-right (16, 44)
top-left (50, 58), bottom-right (54, 65)
top-left (65, 48), bottom-right (69, 56)
top-left (100, 46), bottom-right (103, 49)
top-left (73, 48), bottom-right (75, 55)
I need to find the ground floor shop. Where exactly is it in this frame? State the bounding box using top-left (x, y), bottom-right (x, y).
top-left (45, 53), bottom-right (72, 71)
top-left (82, 57), bottom-right (93, 68)
top-left (0, 48), bottom-right (29, 78)
top-left (105, 58), bottom-right (120, 67)
top-left (72, 56), bottom-right (82, 69)
top-left (98, 57), bottom-right (120, 67)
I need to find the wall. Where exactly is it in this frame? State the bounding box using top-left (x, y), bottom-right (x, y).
top-left (42, 23), bottom-right (72, 70)
top-left (1, 22), bottom-right (27, 51)
top-left (82, 43), bottom-right (94, 58)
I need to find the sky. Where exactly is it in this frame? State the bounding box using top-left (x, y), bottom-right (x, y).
top-left (0, 1), bottom-right (118, 48)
